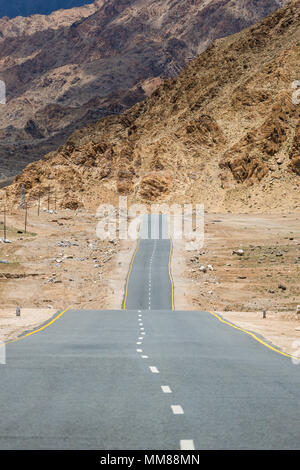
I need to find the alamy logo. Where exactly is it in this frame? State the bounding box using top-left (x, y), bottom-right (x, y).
top-left (292, 80), bottom-right (300, 105)
top-left (0, 80), bottom-right (6, 104)
top-left (96, 197), bottom-right (205, 250)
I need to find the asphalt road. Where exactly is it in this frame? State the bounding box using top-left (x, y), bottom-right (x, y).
top-left (124, 214), bottom-right (173, 311)
top-left (1, 215), bottom-right (300, 450)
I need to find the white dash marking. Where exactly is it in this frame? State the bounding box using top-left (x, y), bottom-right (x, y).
top-left (136, 349), bottom-right (142, 353)
top-left (149, 366), bottom-right (159, 374)
top-left (171, 405), bottom-right (184, 415)
top-left (161, 385), bottom-right (172, 394)
top-left (180, 440), bottom-right (195, 450)
top-left (142, 355), bottom-right (149, 359)
top-left (137, 342), bottom-right (142, 345)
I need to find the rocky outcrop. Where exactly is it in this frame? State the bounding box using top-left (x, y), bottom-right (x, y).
top-left (0, 0), bottom-right (290, 178)
top-left (289, 122), bottom-right (300, 175)
top-left (2, 0), bottom-right (300, 214)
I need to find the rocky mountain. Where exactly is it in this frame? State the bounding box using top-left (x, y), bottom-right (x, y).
top-left (4, 0), bottom-right (299, 213)
top-left (0, 0), bottom-right (290, 179)
top-left (0, 1), bottom-right (95, 19)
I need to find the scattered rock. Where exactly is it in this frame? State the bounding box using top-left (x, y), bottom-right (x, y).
top-left (278, 284), bottom-right (287, 291)
top-left (232, 249), bottom-right (244, 256)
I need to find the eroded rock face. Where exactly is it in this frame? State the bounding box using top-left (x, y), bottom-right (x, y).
top-left (219, 100), bottom-right (297, 184)
top-left (138, 173), bottom-right (172, 201)
top-left (0, 0), bottom-right (290, 178)
top-left (2, 0), bottom-right (299, 214)
top-left (289, 122), bottom-right (300, 175)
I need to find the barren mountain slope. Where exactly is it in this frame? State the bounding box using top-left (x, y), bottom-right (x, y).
top-left (3, 0), bottom-right (300, 214)
top-left (0, 0), bottom-right (290, 178)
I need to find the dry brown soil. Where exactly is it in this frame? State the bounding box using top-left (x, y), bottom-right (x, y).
top-left (1, 210), bottom-right (300, 358)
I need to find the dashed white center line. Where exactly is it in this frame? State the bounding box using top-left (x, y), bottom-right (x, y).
top-left (171, 405), bottom-right (184, 415)
top-left (135, 224), bottom-right (192, 451)
top-left (180, 440), bottom-right (195, 450)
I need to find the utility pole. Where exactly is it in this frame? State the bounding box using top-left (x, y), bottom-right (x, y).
top-left (3, 206), bottom-right (6, 242)
top-left (20, 183), bottom-right (26, 209)
top-left (24, 202), bottom-right (28, 234)
top-left (47, 186), bottom-right (50, 211)
top-left (38, 192), bottom-right (40, 217)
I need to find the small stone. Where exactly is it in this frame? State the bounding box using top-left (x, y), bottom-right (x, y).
top-left (232, 249), bottom-right (244, 256)
top-left (278, 284), bottom-right (287, 291)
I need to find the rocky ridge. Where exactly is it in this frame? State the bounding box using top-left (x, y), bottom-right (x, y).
top-left (4, 0), bottom-right (299, 214)
top-left (0, 0), bottom-right (290, 178)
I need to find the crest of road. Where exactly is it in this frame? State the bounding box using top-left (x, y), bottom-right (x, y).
top-left (1, 214), bottom-right (300, 450)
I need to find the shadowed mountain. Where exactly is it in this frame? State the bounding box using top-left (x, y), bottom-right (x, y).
top-left (0, 0), bottom-right (290, 179)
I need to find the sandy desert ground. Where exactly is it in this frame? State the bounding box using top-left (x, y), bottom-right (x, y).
top-left (1, 206), bottom-right (300, 358)
top-left (0, 204), bottom-right (135, 341)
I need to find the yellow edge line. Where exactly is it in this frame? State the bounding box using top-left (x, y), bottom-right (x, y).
top-left (168, 236), bottom-right (175, 311)
top-left (123, 237), bottom-right (141, 310)
top-left (2, 307), bottom-right (71, 346)
top-left (208, 310), bottom-right (299, 361)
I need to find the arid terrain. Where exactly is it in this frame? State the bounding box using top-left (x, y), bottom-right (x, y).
top-left (0, 204), bottom-right (137, 341)
top-left (0, 1), bottom-right (299, 357)
top-left (0, 0), bottom-right (290, 178)
top-left (3, 0), bottom-right (298, 214)
top-left (1, 208), bottom-right (299, 358)
top-left (173, 212), bottom-right (300, 314)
